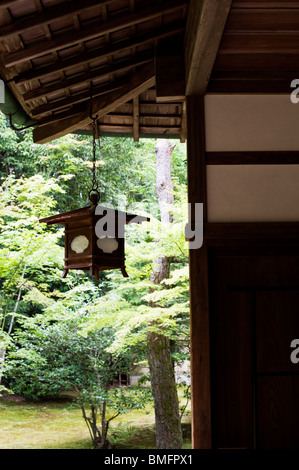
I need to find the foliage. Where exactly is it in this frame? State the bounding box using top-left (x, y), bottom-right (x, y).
top-left (0, 114), bottom-right (41, 179)
top-left (0, 111), bottom-right (189, 448)
top-left (0, 113), bottom-right (187, 214)
top-left (79, 215), bottom-right (190, 361)
top-left (0, 173), bottom-right (65, 336)
top-left (4, 288), bottom-right (151, 447)
top-left (79, 385), bottom-right (152, 448)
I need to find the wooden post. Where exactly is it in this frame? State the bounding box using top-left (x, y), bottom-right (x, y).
top-left (186, 94), bottom-right (211, 449)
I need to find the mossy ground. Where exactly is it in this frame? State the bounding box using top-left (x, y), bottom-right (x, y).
top-left (0, 391), bottom-right (191, 449)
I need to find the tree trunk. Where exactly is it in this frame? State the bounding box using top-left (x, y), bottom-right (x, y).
top-left (0, 345), bottom-right (5, 386)
top-left (147, 139), bottom-right (183, 449)
top-left (81, 403), bottom-right (113, 449)
top-left (0, 264), bottom-right (26, 385)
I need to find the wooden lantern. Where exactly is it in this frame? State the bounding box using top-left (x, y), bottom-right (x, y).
top-left (39, 109), bottom-right (149, 280)
top-left (39, 196), bottom-right (149, 280)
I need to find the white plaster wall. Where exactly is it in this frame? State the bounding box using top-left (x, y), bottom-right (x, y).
top-left (207, 164), bottom-right (299, 222)
top-left (204, 94), bottom-right (299, 152)
top-left (204, 94), bottom-right (299, 222)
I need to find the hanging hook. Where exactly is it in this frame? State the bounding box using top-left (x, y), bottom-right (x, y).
top-left (89, 84), bottom-right (98, 121)
top-left (7, 113), bottom-right (34, 131)
top-left (90, 109), bottom-right (98, 121)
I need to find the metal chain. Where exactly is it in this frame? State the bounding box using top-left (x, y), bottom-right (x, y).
top-left (88, 116), bottom-right (101, 205)
top-left (91, 117), bottom-right (98, 191)
top-left (88, 85), bottom-right (100, 204)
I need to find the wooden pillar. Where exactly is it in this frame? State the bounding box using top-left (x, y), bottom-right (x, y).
top-left (186, 94), bottom-right (211, 448)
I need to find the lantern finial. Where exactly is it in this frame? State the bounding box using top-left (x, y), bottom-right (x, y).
top-left (89, 188), bottom-right (100, 207)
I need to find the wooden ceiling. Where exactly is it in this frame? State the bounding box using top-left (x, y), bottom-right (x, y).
top-left (209, 0), bottom-right (299, 94)
top-left (0, 0), bottom-right (188, 143)
top-left (0, 0), bottom-right (298, 144)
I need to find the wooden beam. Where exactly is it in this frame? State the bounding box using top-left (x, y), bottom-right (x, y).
top-left (81, 124), bottom-right (181, 136)
top-left (13, 20), bottom-right (184, 84)
top-left (31, 77), bottom-right (126, 117)
top-left (40, 109), bottom-right (182, 128)
top-left (225, 9), bottom-right (299, 33)
top-left (39, 106), bottom-right (180, 127)
top-left (140, 102), bottom-right (183, 113)
top-left (208, 67), bottom-right (297, 92)
top-left (213, 52), bottom-right (299, 71)
top-left (184, 0), bottom-right (232, 95)
top-left (207, 77), bottom-right (294, 93)
top-left (206, 151), bottom-right (299, 165)
top-left (180, 100), bottom-right (186, 143)
top-left (0, 0), bottom-right (116, 40)
top-left (133, 96), bottom-right (139, 142)
top-left (4, 0), bottom-right (188, 67)
top-left (37, 105), bottom-right (86, 127)
top-left (219, 32), bottom-right (299, 54)
top-left (23, 51), bottom-right (153, 103)
top-left (0, 0), bottom-right (21, 8)
top-left (186, 95), bottom-right (211, 449)
top-left (155, 52), bottom-right (185, 103)
top-left (33, 62), bottom-right (155, 144)
top-left (139, 126), bottom-right (180, 135)
top-left (233, 1), bottom-right (299, 8)
top-left (140, 113), bottom-right (181, 120)
top-left (212, 69), bottom-right (299, 80)
top-left (98, 124), bottom-right (132, 134)
top-left (203, 222), bottom-right (299, 241)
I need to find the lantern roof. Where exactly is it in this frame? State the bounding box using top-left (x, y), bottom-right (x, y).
top-left (39, 204), bottom-right (150, 226)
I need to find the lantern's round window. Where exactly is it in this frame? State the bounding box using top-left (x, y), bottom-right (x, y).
top-left (70, 235), bottom-right (89, 254)
top-left (97, 236), bottom-right (118, 253)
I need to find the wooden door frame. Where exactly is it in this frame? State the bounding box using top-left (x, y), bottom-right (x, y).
top-left (186, 94), bottom-right (211, 449)
top-left (186, 93), bottom-right (299, 448)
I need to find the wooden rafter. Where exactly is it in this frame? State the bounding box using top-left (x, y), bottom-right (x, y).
top-left (33, 62), bottom-right (155, 144)
top-left (156, 52), bottom-right (185, 103)
top-left (101, 3), bottom-right (114, 92)
top-left (22, 51), bottom-right (153, 103)
top-left (13, 20), bottom-right (184, 85)
top-left (33, 0), bottom-right (61, 117)
top-left (36, 103), bottom-right (87, 127)
top-left (0, 0), bottom-right (188, 141)
top-left (184, 0), bottom-right (232, 95)
top-left (0, 0), bottom-right (117, 41)
top-left (3, 0), bottom-right (188, 67)
top-left (0, 0), bottom-right (21, 8)
top-left (37, 101), bottom-right (182, 129)
top-left (31, 77), bottom-right (126, 117)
